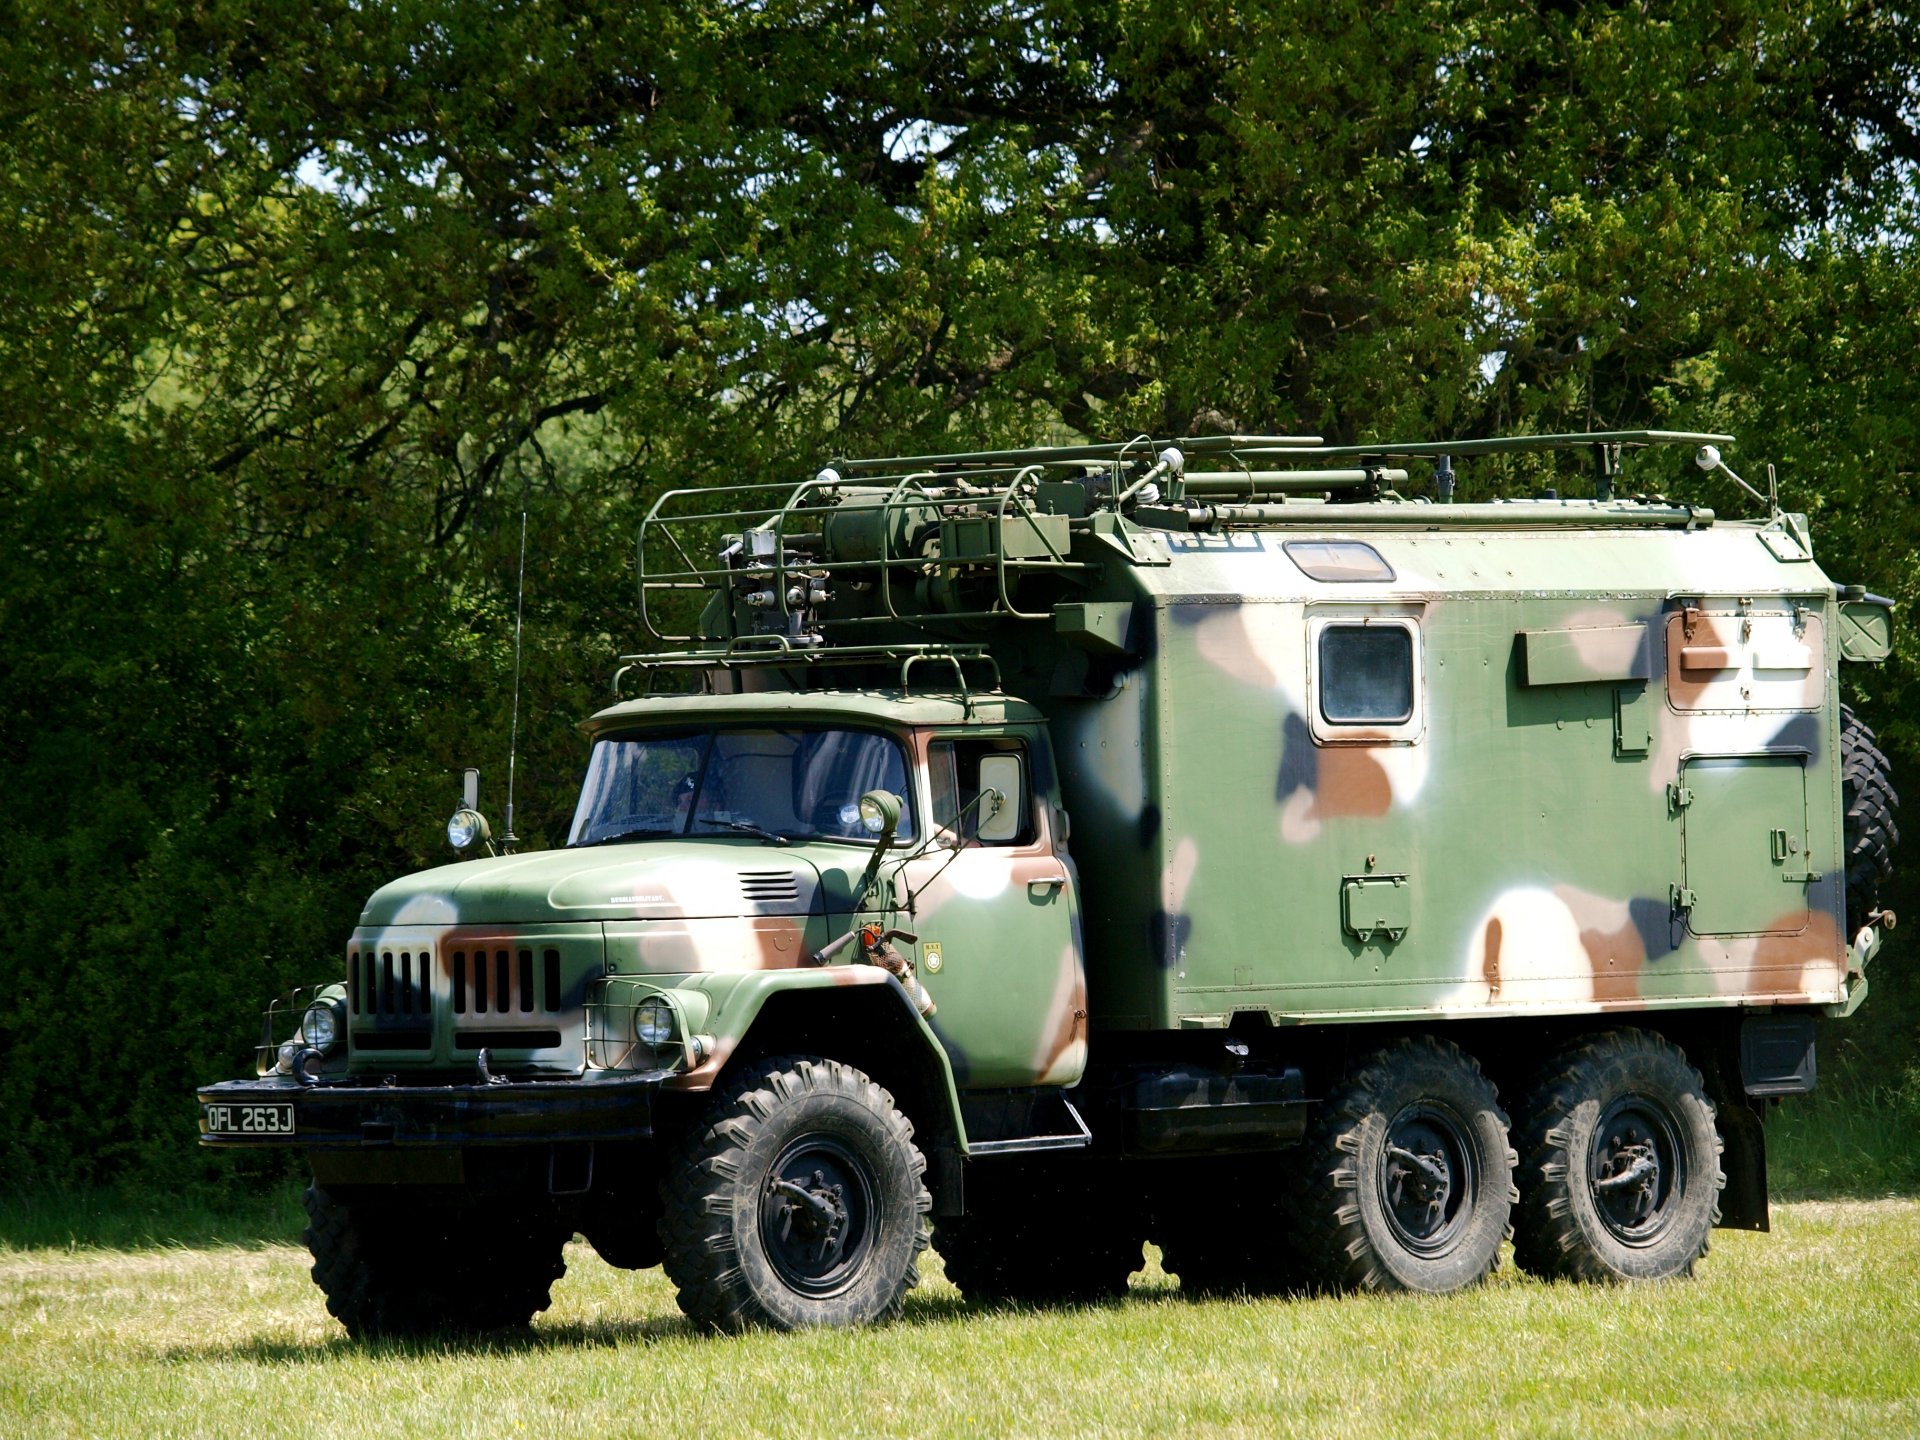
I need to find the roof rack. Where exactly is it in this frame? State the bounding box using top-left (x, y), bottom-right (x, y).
top-left (1225, 429), bottom-right (1736, 504)
top-left (827, 434), bottom-right (1324, 473)
top-left (1234, 428), bottom-right (1733, 462)
top-left (637, 465), bottom-right (1098, 642)
top-left (612, 639), bottom-right (1003, 701)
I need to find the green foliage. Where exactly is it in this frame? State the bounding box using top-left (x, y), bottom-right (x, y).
top-left (2, 1), bottom-right (1918, 1185)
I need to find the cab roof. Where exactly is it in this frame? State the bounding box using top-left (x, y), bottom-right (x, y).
top-left (583, 688), bottom-right (1046, 737)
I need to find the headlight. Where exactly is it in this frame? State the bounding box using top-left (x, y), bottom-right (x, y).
top-left (634, 996), bottom-right (676, 1047)
top-left (858, 790), bottom-right (901, 835)
top-left (301, 997), bottom-right (345, 1055)
top-left (447, 807), bottom-right (490, 850)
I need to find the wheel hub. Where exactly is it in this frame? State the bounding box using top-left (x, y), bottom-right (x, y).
top-left (768, 1170), bottom-right (848, 1257)
top-left (758, 1137), bottom-right (876, 1297)
top-left (1588, 1097), bottom-right (1683, 1245)
top-left (1378, 1106), bottom-right (1474, 1255)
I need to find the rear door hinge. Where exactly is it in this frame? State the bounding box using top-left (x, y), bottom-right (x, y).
top-left (1670, 884), bottom-right (1697, 911)
top-left (1667, 783), bottom-right (1693, 813)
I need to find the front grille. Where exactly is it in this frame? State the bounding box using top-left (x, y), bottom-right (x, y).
top-left (740, 870), bottom-right (802, 905)
top-left (450, 946), bottom-right (563, 1017)
top-left (348, 947), bottom-right (435, 1051)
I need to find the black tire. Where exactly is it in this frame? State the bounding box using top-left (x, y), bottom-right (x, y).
top-left (302, 1184), bottom-right (568, 1339)
top-left (658, 1056), bottom-right (930, 1331)
top-left (936, 1159), bottom-right (1144, 1305)
top-left (1156, 1157), bottom-right (1306, 1299)
top-left (1841, 703), bottom-right (1899, 930)
top-left (1512, 1029), bottom-right (1724, 1283)
top-left (1286, 1036), bottom-right (1516, 1295)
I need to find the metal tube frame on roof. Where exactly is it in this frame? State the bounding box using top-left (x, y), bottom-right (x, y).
top-left (636, 466), bottom-right (1093, 643)
top-left (611, 639), bottom-right (1003, 701)
top-left (825, 433), bottom-right (1325, 473)
top-left (1235, 429), bottom-right (1736, 461)
top-left (1183, 500), bottom-right (1715, 531)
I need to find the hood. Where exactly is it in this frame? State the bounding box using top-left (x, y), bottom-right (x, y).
top-left (356, 840), bottom-right (870, 927)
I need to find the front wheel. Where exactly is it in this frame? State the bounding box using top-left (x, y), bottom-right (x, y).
top-left (1287, 1036), bottom-right (1516, 1294)
top-left (658, 1056), bottom-right (930, 1331)
top-left (303, 1185), bottom-right (568, 1339)
top-left (1512, 1029), bottom-right (1723, 1283)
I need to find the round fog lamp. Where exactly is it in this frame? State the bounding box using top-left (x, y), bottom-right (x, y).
top-left (634, 996), bottom-right (676, 1047)
top-left (302, 1000), bottom-right (343, 1055)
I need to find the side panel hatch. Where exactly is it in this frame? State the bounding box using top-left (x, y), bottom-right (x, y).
top-left (1680, 755), bottom-right (1813, 936)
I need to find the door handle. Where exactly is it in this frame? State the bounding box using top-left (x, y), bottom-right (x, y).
top-left (1028, 877), bottom-right (1065, 896)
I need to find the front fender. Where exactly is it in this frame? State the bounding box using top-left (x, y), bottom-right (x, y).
top-left (641, 966), bottom-right (968, 1153)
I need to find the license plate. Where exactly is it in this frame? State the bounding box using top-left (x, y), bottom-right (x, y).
top-left (204, 1103), bottom-right (296, 1136)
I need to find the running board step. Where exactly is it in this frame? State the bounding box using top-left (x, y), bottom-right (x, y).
top-left (960, 1090), bottom-right (1093, 1156)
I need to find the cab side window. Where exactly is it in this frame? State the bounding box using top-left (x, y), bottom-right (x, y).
top-left (929, 738), bottom-right (1033, 845)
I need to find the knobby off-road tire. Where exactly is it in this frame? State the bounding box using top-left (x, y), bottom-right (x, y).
top-left (1841, 703), bottom-right (1899, 930)
top-left (1512, 1029), bottom-right (1724, 1283)
top-left (658, 1056), bottom-right (930, 1331)
top-left (1156, 1157), bottom-right (1307, 1299)
top-left (1286, 1036), bottom-right (1517, 1295)
top-left (936, 1160), bottom-right (1145, 1305)
top-left (302, 1185), bottom-right (568, 1339)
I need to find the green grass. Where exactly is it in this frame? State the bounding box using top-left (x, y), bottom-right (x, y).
top-left (4, 1203), bottom-right (1918, 1440)
top-left (0, 1181), bottom-right (306, 1253)
top-left (4, 1085), bottom-right (1913, 1439)
top-left (1766, 1070), bottom-right (1920, 1200)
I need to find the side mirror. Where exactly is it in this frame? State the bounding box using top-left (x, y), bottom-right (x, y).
top-left (977, 755), bottom-right (1023, 843)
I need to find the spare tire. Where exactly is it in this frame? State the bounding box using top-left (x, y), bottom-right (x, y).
top-left (1841, 703), bottom-right (1899, 930)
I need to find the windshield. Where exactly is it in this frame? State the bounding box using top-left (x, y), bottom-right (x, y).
top-left (567, 726), bottom-right (916, 847)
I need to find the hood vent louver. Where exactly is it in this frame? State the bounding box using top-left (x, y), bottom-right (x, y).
top-left (739, 870), bottom-right (803, 907)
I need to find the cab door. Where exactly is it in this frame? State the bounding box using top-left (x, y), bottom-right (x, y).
top-left (899, 731), bottom-right (1087, 1088)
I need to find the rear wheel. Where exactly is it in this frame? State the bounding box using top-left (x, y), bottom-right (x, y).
top-left (658, 1056), bottom-right (929, 1331)
top-left (1286, 1037), bottom-right (1516, 1294)
top-left (1841, 703), bottom-right (1900, 930)
top-left (303, 1185), bottom-right (568, 1339)
top-left (1512, 1029), bottom-right (1724, 1283)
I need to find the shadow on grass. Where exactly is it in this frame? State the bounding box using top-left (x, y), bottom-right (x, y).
top-left (0, 1181), bottom-right (308, 1253)
top-left (160, 1285), bottom-right (1146, 1364)
top-left (163, 1315), bottom-right (699, 1364)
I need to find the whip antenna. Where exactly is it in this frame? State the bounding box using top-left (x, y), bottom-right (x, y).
top-left (503, 509), bottom-right (528, 853)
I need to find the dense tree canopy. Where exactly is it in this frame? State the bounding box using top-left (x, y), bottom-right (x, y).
top-left (3, 1), bottom-right (1916, 1186)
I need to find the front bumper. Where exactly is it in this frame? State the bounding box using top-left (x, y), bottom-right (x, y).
top-left (197, 1069), bottom-right (672, 1151)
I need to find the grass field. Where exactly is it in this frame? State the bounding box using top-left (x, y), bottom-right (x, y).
top-left (4, 1193), bottom-right (1918, 1440)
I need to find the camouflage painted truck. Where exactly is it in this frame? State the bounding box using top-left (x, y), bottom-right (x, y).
top-left (199, 430), bottom-right (1901, 1335)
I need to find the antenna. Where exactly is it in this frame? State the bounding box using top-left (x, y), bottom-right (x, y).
top-left (503, 510), bottom-right (527, 853)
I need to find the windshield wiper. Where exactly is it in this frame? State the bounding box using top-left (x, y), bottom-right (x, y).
top-left (572, 826), bottom-right (676, 848)
top-left (698, 818), bottom-right (791, 846)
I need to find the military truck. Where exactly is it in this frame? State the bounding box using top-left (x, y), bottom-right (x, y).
top-left (200, 429), bottom-right (1900, 1335)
